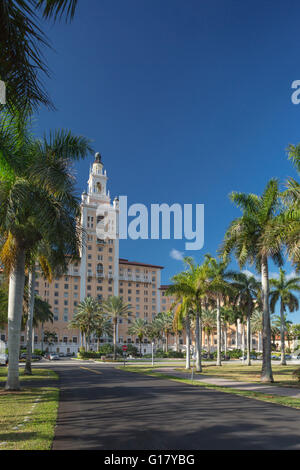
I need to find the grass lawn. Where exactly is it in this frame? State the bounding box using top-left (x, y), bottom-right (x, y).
top-left (0, 387), bottom-right (59, 450)
top-left (119, 366), bottom-right (300, 410)
top-left (0, 368), bottom-right (58, 382)
top-left (176, 363), bottom-right (300, 387)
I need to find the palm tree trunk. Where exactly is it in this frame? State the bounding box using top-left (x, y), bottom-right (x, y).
top-left (195, 311), bottom-right (202, 372)
top-left (246, 304), bottom-right (251, 366)
top-left (261, 256), bottom-right (274, 383)
top-left (24, 268), bottom-right (36, 375)
top-left (280, 300), bottom-right (286, 365)
top-left (41, 322), bottom-right (44, 352)
top-left (139, 339), bottom-right (142, 357)
top-left (216, 296), bottom-right (222, 366)
top-left (151, 341), bottom-right (154, 366)
top-left (242, 321), bottom-right (245, 360)
top-left (165, 332), bottom-right (168, 353)
top-left (113, 319), bottom-right (117, 360)
top-left (207, 332), bottom-right (211, 355)
top-left (5, 246), bottom-right (26, 391)
top-left (224, 325), bottom-right (227, 358)
top-left (185, 313), bottom-right (191, 369)
top-left (236, 319), bottom-right (240, 349)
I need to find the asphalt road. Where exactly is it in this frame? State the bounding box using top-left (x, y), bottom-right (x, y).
top-left (40, 360), bottom-right (300, 450)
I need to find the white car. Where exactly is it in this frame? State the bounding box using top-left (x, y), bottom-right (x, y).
top-left (49, 353), bottom-right (60, 361)
top-left (0, 353), bottom-right (8, 366)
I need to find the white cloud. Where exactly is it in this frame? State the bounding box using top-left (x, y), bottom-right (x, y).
top-left (170, 249), bottom-right (184, 261)
top-left (242, 269), bottom-right (260, 280)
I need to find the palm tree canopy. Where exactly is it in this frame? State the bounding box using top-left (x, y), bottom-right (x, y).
top-left (69, 297), bottom-right (102, 336)
top-left (101, 296), bottom-right (131, 323)
top-left (0, 0), bottom-right (78, 113)
top-left (269, 268), bottom-right (300, 314)
top-left (128, 318), bottom-right (148, 342)
top-left (221, 179), bottom-right (285, 271)
top-left (0, 112), bottom-right (93, 272)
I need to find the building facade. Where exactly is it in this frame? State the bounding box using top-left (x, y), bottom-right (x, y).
top-left (30, 153), bottom-right (164, 354)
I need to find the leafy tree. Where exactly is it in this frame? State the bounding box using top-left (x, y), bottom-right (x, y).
top-left (94, 315), bottom-right (113, 352)
top-left (155, 310), bottom-right (174, 354)
top-left (43, 330), bottom-right (57, 351)
top-left (230, 272), bottom-right (261, 365)
top-left (221, 179), bottom-right (285, 383)
top-left (0, 113), bottom-right (92, 390)
top-left (69, 297), bottom-right (102, 351)
top-left (101, 296), bottom-right (131, 360)
top-left (201, 308), bottom-right (216, 355)
top-left (205, 255), bottom-right (236, 366)
top-left (0, 0), bottom-right (78, 113)
top-left (128, 318), bottom-right (148, 357)
top-left (269, 268), bottom-right (300, 364)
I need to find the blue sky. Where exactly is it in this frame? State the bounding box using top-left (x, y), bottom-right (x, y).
top-left (34, 0), bottom-right (300, 319)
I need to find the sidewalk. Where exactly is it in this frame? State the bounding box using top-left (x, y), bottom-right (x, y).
top-left (155, 367), bottom-right (300, 399)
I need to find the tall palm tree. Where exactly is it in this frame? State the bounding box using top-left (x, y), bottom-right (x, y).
top-left (220, 305), bottom-right (238, 358)
top-left (221, 179), bottom-right (285, 383)
top-left (156, 310), bottom-right (174, 353)
top-left (269, 269), bottom-right (300, 364)
top-left (201, 308), bottom-right (216, 355)
top-left (69, 297), bottom-right (101, 351)
top-left (205, 255), bottom-right (236, 366)
top-left (230, 273), bottom-right (261, 365)
top-left (167, 258), bottom-right (212, 372)
top-left (128, 318), bottom-right (148, 357)
top-left (278, 147), bottom-right (300, 271)
top-left (0, 113), bottom-right (93, 390)
top-left (94, 315), bottom-right (113, 352)
top-left (0, 0), bottom-right (78, 113)
top-left (101, 296), bottom-right (131, 360)
top-left (251, 310), bottom-right (263, 352)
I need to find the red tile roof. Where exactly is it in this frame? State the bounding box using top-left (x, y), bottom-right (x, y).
top-left (119, 258), bottom-right (164, 270)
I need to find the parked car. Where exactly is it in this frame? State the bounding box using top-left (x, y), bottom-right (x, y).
top-left (66, 352), bottom-right (73, 357)
top-left (242, 355), bottom-right (257, 360)
top-left (0, 353), bottom-right (8, 366)
top-left (49, 353), bottom-right (60, 361)
top-left (271, 355), bottom-right (280, 360)
top-left (59, 353), bottom-right (65, 357)
top-left (292, 353), bottom-right (300, 360)
top-left (284, 354), bottom-right (292, 360)
top-left (32, 354), bottom-right (42, 361)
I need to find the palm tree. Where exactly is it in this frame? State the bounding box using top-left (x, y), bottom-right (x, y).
top-left (251, 310), bottom-right (263, 352)
top-left (146, 319), bottom-right (162, 366)
top-left (43, 330), bottom-right (57, 352)
top-left (201, 308), bottom-right (216, 355)
top-left (94, 315), bottom-right (113, 352)
top-left (0, 113), bottom-right (92, 390)
top-left (205, 255), bottom-right (236, 366)
top-left (128, 318), bottom-right (148, 357)
top-left (69, 297), bottom-right (101, 351)
top-left (220, 305), bottom-right (238, 359)
top-left (167, 258), bottom-right (212, 372)
top-left (221, 179), bottom-right (285, 383)
top-left (0, 0), bottom-right (78, 113)
top-left (276, 147), bottom-right (300, 271)
top-left (156, 311), bottom-right (174, 353)
top-left (101, 296), bottom-right (131, 360)
top-left (270, 268), bottom-right (300, 364)
top-left (230, 273), bottom-right (261, 365)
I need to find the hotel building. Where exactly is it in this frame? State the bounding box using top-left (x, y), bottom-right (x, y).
top-left (30, 153), bottom-right (166, 354)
